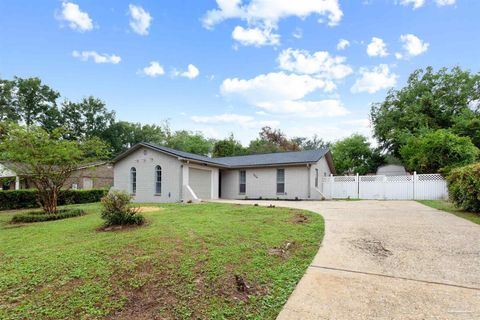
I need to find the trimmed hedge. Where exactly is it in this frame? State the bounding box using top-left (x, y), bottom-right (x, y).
top-left (11, 209), bottom-right (86, 223)
top-left (0, 189), bottom-right (108, 211)
top-left (446, 163), bottom-right (480, 213)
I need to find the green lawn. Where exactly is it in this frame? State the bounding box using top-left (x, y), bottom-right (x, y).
top-left (417, 200), bottom-right (480, 225)
top-left (0, 202), bottom-right (324, 320)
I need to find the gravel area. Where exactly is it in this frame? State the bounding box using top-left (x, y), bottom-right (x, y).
top-left (214, 200), bottom-right (480, 320)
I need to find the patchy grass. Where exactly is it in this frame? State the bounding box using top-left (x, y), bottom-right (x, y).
top-left (417, 200), bottom-right (480, 225)
top-left (0, 202), bottom-right (324, 320)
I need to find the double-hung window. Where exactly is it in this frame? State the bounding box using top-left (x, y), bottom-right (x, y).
top-left (239, 170), bottom-right (246, 194)
top-left (155, 165), bottom-right (162, 194)
top-left (130, 167), bottom-right (137, 194)
top-left (315, 169), bottom-right (319, 188)
top-left (276, 169), bottom-right (285, 194)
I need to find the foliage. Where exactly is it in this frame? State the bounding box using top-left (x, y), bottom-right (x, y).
top-left (371, 66), bottom-right (480, 155)
top-left (165, 129), bottom-right (214, 156)
top-left (293, 134), bottom-right (330, 150)
top-left (0, 125), bottom-right (110, 214)
top-left (446, 163), bottom-right (480, 213)
top-left (0, 203), bottom-right (323, 319)
top-left (100, 191), bottom-right (144, 226)
top-left (212, 134), bottom-right (247, 157)
top-left (400, 129), bottom-right (479, 173)
top-left (11, 208), bottom-right (86, 223)
top-left (0, 77), bottom-right (61, 131)
top-left (418, 200), bottom-right (480, 225)
top-left (0, 189), bottom-right (108, 210)
top-left (331, 134), bottom-right (385, 175)
top-left (61, 96), bottom-right (116, 140)
top-left (247, 127), bottom-right (301, 154)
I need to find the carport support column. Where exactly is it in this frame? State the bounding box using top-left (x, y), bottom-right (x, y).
top-left (15, 176), bottom-right (20, 190)
top-left (182, 163), bottom-right (190, 201)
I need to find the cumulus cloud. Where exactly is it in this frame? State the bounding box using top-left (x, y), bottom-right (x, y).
top-left (141, 61), bottom-right (165, 77)
top-left (128, 4), bottom-right (152, 35)
top-left (177, 64), bottom-right (200, 79)
top-left (396, 34), bottom-right (429, 59)
top-left (220, 72), bottom-right (348, 117)
top-left (57, 2), bottom-right (93, 32)
top-left (191, 113), bottom-right (280, 128)
top-left (232, 26), bottom-right (280, 46)
top-left (202, 0), bottom-right (343, 28)
top-left (351, 64), bottom-right (398, 94)
top-left (367, 37), bottom-right (389, 57)
top-left (337, 39), bottom-right (350, 50)
top-left (400, 0), bottom-right (455, 9)
top-left (277, 48), bottom-right (353, 80)
top-left (72, 51), bottom-right (121, 64)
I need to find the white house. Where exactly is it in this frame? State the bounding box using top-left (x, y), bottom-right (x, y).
top-left (112, 142), bottom-right (335, 202)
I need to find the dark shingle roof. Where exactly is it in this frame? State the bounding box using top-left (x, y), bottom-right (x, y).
top-left (212, 149), bottom-right (329, 167)
top-left (113, 142), bottom-right (330, 168)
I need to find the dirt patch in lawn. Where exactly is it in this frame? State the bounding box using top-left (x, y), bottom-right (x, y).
top-left (289, 212), bottom-right (310, 224)
top-left (136, 207), bottom-right (164, 213)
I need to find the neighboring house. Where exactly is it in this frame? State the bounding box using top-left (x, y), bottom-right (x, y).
top-left (112, 142), bottom-right (335, 203)
top-left (376, 164), bottom-right (408, 176)
top-left (0, 161), bottom-right (113, 190)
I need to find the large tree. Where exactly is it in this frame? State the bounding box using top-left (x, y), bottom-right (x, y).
top-left (247, 126), bottom-right (301, 154)
top-left (331, 134), bottom-right (385, 175)
top-left (0, 125), bottom-right (110, 214)
top-left (61, 96), bottom-right (116, 140)
top-left (0, 77), bottom-right (61, 131)
top-left (212, 134), bottom-right (246, 157)
top-left (400, 129), bottom-right (479, 173)
top-left (165, 130), bottom-right (214, 156)
top-left (371, 67), bottom-right (480, 155)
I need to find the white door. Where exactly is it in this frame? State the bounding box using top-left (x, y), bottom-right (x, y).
top-left (83, 178), bottom-right (93, 190)
top-left (188, 168), bottom-right (211, 200)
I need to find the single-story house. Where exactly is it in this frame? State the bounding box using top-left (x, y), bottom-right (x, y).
top-left (112, 142), bottom-right (335, 202)
top-left (0, 161), bottom-right (113, 190)
top-left (376, 164), bottom-right (408, 176)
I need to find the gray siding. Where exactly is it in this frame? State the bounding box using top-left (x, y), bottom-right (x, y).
top-left (113, 147), bottom-right (182, 203)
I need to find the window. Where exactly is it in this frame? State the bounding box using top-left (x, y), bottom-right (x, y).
top-left (239, 170), bottom-right (246, 194)
top-left (130, 167), bottom-right (137, 194)
top-left (315, 169), bottom-right (319, 188)
top-left (155, 165), bottom-right (162, 194)
top-left (276, 169), bottom-right (285, 194)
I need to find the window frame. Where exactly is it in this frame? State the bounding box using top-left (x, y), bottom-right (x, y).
top-left (130, 167), bottom-right (137, 195)
top-left (276, 168), bottom-right (285, 194)
top-left (239, 170), bottom-right (246, 195)
top-left (155, 165), bottom-right (162, 195)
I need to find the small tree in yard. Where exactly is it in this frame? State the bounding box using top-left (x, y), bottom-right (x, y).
top-left (447, 163), bottom-right (480, 213)
top-left (100, 190), bottom-right (144, 226)
top-left (0, 125), bottom-right (109, 214)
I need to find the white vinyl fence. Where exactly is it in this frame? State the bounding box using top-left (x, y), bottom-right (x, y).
top-left (322, 173), bottom-right (448, 200)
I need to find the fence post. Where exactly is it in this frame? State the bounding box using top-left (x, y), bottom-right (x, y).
top-left (330, 174), bottom-right (334, 199)
top-left (413, 171), bottom-right (417, 200)
top-left (356, 173), bottom-right (360, 199)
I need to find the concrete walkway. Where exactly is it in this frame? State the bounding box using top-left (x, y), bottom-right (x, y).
top-left (215, 200), bottom-right (480, 320)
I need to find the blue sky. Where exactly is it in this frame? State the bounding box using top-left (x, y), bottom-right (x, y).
top-left (1, 0), bottom-right (479, 144)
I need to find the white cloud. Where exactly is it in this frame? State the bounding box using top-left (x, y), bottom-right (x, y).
top-left (72, 51), bottom-right (121, 64)
top-left (351, 64), bottom-right (398, 94)
top-left (57, 2), bottom-right (93, 32)
top-left (221, 72), bottom-right (335, 103)
top-left (292, 28), bottom-right (303, 39)
top-left (128, 4), bottom-right (152, 36)
top-left (141, 61), bottom-right (165, 77)
top-left (232, 26), bottom-right (280, 46)
top-left (202, 0), bottom-right (343, 28)
top-left (337, 39), bottom-right (350, 50)
top-left (221, 72), bottom-right (348, 117)
top-left (182, 64), bottom-right (200, 79)
top-left (367, 37), bottom-right (389, 57)
top-left (398, 34), bottom-right (429, 58)
top-left (277, 48), bottom-right (353, 80)
top-left (400, 0), bottom-right (455, 9)
top-left (191, 113), bottom-right (279, 128)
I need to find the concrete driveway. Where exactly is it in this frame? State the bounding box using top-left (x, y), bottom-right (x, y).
top-left (215, 200), bottom-right (480, 320)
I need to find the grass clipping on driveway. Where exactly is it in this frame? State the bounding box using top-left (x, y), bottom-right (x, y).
top-left (0, 202), bottom-right (324, 320)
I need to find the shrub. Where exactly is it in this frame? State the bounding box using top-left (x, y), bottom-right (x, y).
top-left (0, 189), bottom-right (108, 211)
top-left (100, 191), bottom-right (144, 227)
top-left (11, 209), bottom-right (86, 223)
top-left (446, 163), bottom-right (480, 213)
